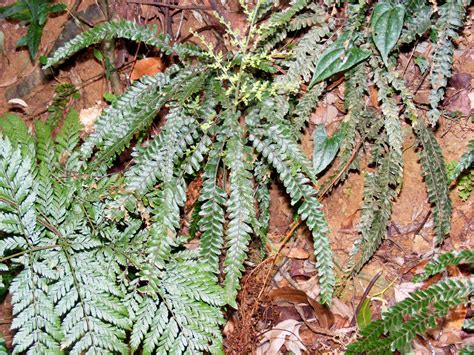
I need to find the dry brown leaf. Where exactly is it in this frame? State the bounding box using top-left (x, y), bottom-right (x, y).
top-left (267, 286), bottom-right (334, 329)
top-left (131, 57), bottom-right (166, 82)
top-left (394, 282), bottom-right (422, 303)
top-left (256, 319), bottom-right (307, 355)
top-left (285, 247), bottom-right (310, 260)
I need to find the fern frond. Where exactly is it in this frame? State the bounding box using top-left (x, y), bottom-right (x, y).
top-left (266, 122), bottom-right (316, 182)
top-left (125, 106), bottom-right (199, 194)
top-left (146, 178), bottom-right (187, 267)
top-left (198, 140), bottom-right (226, 272)
top-left (347, 278), bottom-right (473, 354)
top-left (80, 66), bottom-right (179, 167)
top-left (449, 139), bottom-right (474, 182)
top-left (223, 135), bottom-right (255, 306)
top-left (278, 24), bottom-right (331, 90)
top-left (0, 113), bottom-right (35, 155)
top-left (55, 109), bottom-right (81, 161)
top-left (400, 0), bottom-right (432, 44)
top-left (256, 0), bottom-right (311, 49)
top-left (44, 20), bottom-right (202, 69)
top-left (254, 161), bottom-right (271, 248)
top-left (132, 256), bottom-right (224, 353)
top-left (349, 147), bottom-right (402, 273)
top-left (288, 4), bottom-right (327, 31)
top-left (52, 250), bottom-right (130, 354)
top-left (11, 267), bottom-right (63, 353)
top-left (292, 82), bottom-right (326, 132)
top-left (251, 133), bottom-right (334, 304)
top-left (428, 0), bottom-right (468, 125)
top-left (414, 120), bottom-right (452, 244)
top-left (413, 249), bottom-right (474, 282)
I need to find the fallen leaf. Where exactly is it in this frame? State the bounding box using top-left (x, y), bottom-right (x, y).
top-left (8, 98), bottom-right (28, 108)
top-left (285, 247), bottom-right (310, 259)
top-left (131, 57), bottom-right (166, 81)
top-left (448, 73), bottom-right (472, 90)
top-left (445, 89), bottom-right (471, 116)
top-left (267, 286), bottom-right (334, 329)
top-left (394, 282), bottom-right (422, 303)
top-left (256, 319), bottom-right (307, 355)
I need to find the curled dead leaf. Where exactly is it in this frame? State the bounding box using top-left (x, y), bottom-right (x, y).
top-left (267, 286), bottom-right (334, 329)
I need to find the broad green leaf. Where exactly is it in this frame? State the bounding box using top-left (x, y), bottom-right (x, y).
top-left (309, 32), bottom-right (371, 87)
top-left (356, 298), bottom-right (372, 330)
top-left (371, 3), bottom-right (405, 66)
top-left (313, 124), bottom-right (345, 174)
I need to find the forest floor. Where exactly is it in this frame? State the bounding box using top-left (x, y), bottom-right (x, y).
top-left (0, 0), bottom-right (473, 353)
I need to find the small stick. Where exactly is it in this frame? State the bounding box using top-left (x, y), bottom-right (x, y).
top-left (126, 0), bottom-right (212, 11)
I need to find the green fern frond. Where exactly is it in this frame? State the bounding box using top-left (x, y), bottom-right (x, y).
top-left (131, 256), bottom-right (224, 354)
top-left (44, 20), bottom-right (202, 69)
top-left (347, 278), bottom-right (473, 354)
top-left (198, 140), bottom-right (226, 272)
top-left (80, 66), bottom-right (179, 167)
top-left (413, 249), bottom-right (474, 282)
top-left (428, 0), bottom-right (468, 125)
top-left (449, 139), bottom-right (474, 182)
top-left (11, 268), bottom-right (63, 353)
top-left (256, 0), bottom-right (311, 49)
top-left (414, 120), bottom-right (452, 244)
top-left (250, 133), bottom-right (335, 304)
top-left (349, 148), bottom-right (402, 273)
top-left (266, 122), bottom-right (316, 182)
top-left (125, 106), bottom-right (199, 194)
top-left (223, 135), bottom-right (255, 306)
top-left (254, 161), bottom-right (271, 248)
top-left (146, 178), bottom-right (187, 267)
top-left (288, 4), bottom-right (327, 31)
top-left (0, 113), bottom-right (35, 155)
top-left (292, 83), bottom-right (326, 132)
top-left (400, 0), bottom-right (432, 44)
top-left (278, 24), bottom-right (331, 90)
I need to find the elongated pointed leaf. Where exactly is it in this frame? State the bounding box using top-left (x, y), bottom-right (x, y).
top-left (310, 32), bottom-right (370, 87)
top-left (371, 3), bottom-right (405, 66)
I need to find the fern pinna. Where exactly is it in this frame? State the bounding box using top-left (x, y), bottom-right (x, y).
top-left (1, 0), bottom-right (471, 353)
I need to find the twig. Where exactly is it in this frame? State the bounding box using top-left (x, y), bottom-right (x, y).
top-left (413, 210), bottom-right (431, 236)
top-left (126, 0), bottom-right (212, 10)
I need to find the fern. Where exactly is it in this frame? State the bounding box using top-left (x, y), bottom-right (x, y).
top-left (1, 1), bottom-right (470, 352)
top-left (414, 120), bottom-right (452, 244)
top-left (43, 20), bottom-right (202, 69)
top-left (223, 132), bottom-right (256, 306)
top-left (413, 249), bottom-right (474, 282)
top-left (428, 0), bottom-right (468, 125)
top-left (449, 139), bottom-right (474, 182)
top-left (347, 278), bottom-right (473, 354)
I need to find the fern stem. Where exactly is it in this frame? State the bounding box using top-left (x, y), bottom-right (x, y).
top-left (0, 245), bottom-right (59, 263)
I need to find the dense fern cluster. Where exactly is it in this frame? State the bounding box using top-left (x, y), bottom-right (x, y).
top-left (0, 0), bottom-right (471, 353)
